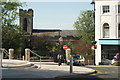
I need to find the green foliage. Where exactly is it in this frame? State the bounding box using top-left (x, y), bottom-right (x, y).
top-left (73, 10), bottom-right (95, 58)
top-left (1, 1), bottom-right (23, 26)
top-left (73, 40), bottom-right (92, 56)
top-left (31, 35), bottom-right (54, 57)
top-left (112, 61), bottom-right (120, 66)
top-left (1, 1), bottom-right (28, 58)
top-left (74, 10), bottom-right (94, 41)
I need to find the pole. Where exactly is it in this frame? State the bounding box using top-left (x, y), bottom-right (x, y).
top-left (70, 57), bottom-right (73, 73)
top-left (94, 50), bottom-right (96, 65)
top-left (91, 1), bottom-right (96, 65)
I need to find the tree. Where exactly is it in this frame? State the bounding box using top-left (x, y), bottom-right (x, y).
top-left (73, 10), bottom-right (95, 59)
top-left (1, 1), bottom-right (27, 58)
top-left (31, 35), bottom-right (54, 57)
top-left (74, 10), bottom-right (94, 41)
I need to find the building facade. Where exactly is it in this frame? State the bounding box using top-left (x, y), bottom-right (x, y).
top-left (95, 0), bottom-right (120, 65)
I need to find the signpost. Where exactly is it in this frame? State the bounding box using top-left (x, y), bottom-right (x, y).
top-left (91, 46), bottom-right (95, 51)
top-left (63, 45), bottom-right (68, 50)
top-left (59, 36), bottom-right (63, 44)
top-left (91, 41), bottom-right (97, 65)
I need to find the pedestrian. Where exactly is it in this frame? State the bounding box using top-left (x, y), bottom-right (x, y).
top-left (57, 54), bottom-right (62, 66)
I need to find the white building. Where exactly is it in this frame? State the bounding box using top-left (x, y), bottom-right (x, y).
top-left (94, 0), bottom-right (120, 65)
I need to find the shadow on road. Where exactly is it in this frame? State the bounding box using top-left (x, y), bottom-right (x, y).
top-left (2, 73), bottom-right (119, 80)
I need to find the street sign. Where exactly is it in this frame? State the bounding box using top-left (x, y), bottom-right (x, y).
top-left (63, 45), bottom-right (68, 50)
top-left (59, 37), bottom-right (63, 44)
top-left (91, 46), bottom-right (95, 51)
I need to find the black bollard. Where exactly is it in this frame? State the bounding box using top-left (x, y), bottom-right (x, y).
top-left (70, 57), bottom-right (73, 73)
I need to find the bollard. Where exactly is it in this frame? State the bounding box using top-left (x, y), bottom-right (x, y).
top-left (70, 57), bottom-right (73, 73)
top-left (25, 49), bottom-right (30, 61)
top-left (23, 56), bottom-right (24, 61)
top-left (9, 49), bottom-right (14, 60)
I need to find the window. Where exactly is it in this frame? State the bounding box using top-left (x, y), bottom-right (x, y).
top-left (118, 24), bottom-right (120, 38)
top-left (103, 23), bottom-right (109, 38)
top-left (118, 5), bottom-right (120, 13)
top-left (23, 18), bottom-right (27, 32)
top-left (103, 6), bottom-right (110, 13)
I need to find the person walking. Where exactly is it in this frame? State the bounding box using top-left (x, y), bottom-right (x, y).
top-left (57, 54), bottom-right (62, 66)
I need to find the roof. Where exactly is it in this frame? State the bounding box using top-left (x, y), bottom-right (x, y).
top-left (32, 29), bottom-right (61, 33)
top-left (60, 30), bottom-right (77, 37)
top-left (33, 30), bottom-right (77, 37)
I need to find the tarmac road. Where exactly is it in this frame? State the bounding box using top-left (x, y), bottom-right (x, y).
top-left (2, 59), bottom-right (119, 80)
top-left (1, 67), bottom-right (69, 79)
top-left (54, 65), bottom-right (120, 80)
top-left (85, 65), bottom-right (120, 80)
top-left (0, 66), bottom-right (101, 80)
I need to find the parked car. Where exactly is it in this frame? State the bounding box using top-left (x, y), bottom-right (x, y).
top-left (66, 55), bottom-right (85, 66)
top-left (101, 59), bottom-right (112, 65)
top-left (101, 54), bottom-right (119, 65)
top-left (111, 55), bottom-right (118, 64)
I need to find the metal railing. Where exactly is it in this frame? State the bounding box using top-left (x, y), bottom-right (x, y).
top-left (2, 48), bottom-right (9, 57)
top-left (30, 50), bottom-right (41, 69)
top-left (0, 48), bottom-right (9, 67)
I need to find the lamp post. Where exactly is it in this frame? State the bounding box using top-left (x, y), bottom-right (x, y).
top-left (91, 0), bottom-right (96, 65)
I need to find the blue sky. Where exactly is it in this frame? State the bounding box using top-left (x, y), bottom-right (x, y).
top-left (22, 2), bottom-right (93, 30)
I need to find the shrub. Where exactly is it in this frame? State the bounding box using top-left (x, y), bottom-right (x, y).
top-left (112, 61), bottom-right (120, 66)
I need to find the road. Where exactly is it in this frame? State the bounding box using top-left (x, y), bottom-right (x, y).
top-left (87, 66), bottom-right (119, 78)
top-left (1, 65), bottom-right (120, 80)
top-left (86, 66), bottom-right (120, 80)
top-left (1, 67), bottom-right (69, 79)
top-left (55, 65), bottom-right (120, 80)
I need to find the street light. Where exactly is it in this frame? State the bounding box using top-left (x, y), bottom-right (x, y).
top-left (91, 0), bottom-right (95, 5)
top-left (91, 0), bottom-right (95, 25)
top-left (91, 0), bottom-right (96, 65)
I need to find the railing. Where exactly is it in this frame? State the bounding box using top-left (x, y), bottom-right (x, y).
top-left (2, 48), bottom-right (9, 57)
top-left (30, 50), bottom-right (41, 69)
top-left (0, 48), bottom-right (9, 67)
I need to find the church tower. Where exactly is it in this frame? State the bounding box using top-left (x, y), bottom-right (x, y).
top-left (19, 9), bottom-right (33, 34)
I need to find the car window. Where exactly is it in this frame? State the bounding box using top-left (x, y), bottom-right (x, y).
top-left (73, 56), bottom-right (79, 59)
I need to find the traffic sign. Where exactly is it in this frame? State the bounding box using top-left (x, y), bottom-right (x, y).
top-left (63, 45), bottom-right (68, 50)
top-left (91, 46), bottom-right (95, 51)
top-left (59, 37), bottom-right (63, 44)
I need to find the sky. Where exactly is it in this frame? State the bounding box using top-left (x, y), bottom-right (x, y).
top-left (21, 1), bottom-right (93, 30)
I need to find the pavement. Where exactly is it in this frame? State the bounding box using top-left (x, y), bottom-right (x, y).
top-left (1, 59), bottom-right (96, 78)
top-left (31, 62), bottom-right (96, 74)
top-left (2, 59), bottom-right (32, 68)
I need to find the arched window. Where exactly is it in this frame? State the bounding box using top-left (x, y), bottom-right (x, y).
top-left (23, 18), bottom-right (27, 32)
top-left (103, 23), bottom-right (109, 38)
top-left (118, 24), bottom-right (120, 38)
